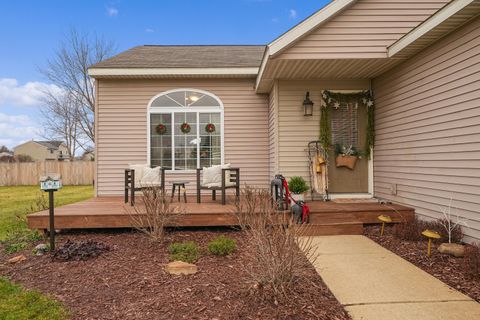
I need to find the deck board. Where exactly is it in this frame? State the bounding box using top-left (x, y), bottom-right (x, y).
top-left (27, 196), bottom-right (415, 233)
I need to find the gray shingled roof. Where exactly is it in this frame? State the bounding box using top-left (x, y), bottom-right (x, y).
top-left (90, 45), bottom-right (266, 69)
top-left (35, 141), bottom-right (64, 149)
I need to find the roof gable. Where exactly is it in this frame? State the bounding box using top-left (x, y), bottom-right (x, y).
top-left (274, 0), bottom-right (450, 60)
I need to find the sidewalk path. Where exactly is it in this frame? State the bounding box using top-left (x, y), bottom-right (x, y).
top-left (302, 235), bottom-right (480, 320)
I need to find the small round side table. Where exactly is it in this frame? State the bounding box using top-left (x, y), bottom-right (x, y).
top-left (171, 181), bottom-right (188, 203)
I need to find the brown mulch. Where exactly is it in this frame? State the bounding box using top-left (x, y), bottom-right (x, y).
top-left (364, 225), bottom-right (480, 302)
top-left (0, 229), bottom-right (350, 320)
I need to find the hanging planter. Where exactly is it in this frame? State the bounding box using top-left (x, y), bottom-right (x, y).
top-left (335, 144), bottom-right (361, 170)
top-left (335, 155), bottom-right (358, 170)
top-left (155, 124), bottom-right (167, 135)
top-left (205, 123), bottom-right (216, 133)
top-left (180, 122), bottom-right (191, 134)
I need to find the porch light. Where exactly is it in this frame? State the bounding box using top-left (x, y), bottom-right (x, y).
top-left (303, 92), bottom-right (314, 116)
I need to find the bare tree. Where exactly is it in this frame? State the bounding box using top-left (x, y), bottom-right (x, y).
top-left (40, 29), bottom-right (115, 145)
top-left (41, 91), bottom-right (83, 159)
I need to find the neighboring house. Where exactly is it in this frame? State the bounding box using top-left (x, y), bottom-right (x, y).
top-left (13, 140), bottom-right (69, 161)
top-left (0, 151), bottom-right (14, 162)
top-left (88, 0), bottom-right (480, 242)
top-left (81, 150), bottom-right (95, 161)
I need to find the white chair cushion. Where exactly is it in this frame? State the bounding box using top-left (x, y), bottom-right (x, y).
top-left (140, 167), bottom-right (162, 187)
top-left (201, 163), bottom-right (232, 187)
top-left (129, 164), bottom-right (149, 186)
top-left (202, 165), bottom-right (222, 186)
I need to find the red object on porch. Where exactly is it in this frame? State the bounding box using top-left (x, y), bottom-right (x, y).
top-left (282, 177), bottom-right (310, 223)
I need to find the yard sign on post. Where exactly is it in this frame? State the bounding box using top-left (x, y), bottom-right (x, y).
top-left (40, 174), bottom-right (62, 250)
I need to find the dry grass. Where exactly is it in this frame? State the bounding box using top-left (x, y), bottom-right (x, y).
top-left (235, 187), bottom-right (318, 301)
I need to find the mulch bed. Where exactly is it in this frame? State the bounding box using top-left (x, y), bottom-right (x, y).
top-left (364, 225), bottom-right (480, 302)
top-left (1, 229), bottom-right (350, 320)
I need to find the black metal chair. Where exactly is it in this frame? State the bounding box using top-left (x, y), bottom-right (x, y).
top-left (124, 166), bottom-right (165, 206)
top-left (196, 167), bottom-right (240, 205)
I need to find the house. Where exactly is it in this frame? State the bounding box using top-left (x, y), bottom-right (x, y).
top-left (88, 0), bottom-right (480, 242)
top-left (13, 140), bottom-right (69, 161)
top-left (0, 151), bottom-right (14, 162)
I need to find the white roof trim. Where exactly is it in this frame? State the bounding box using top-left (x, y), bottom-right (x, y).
top-left (388, 0), bottom-right (475, 57)
top-left (88, 67), bottom-right (259, 77)
top-left (268, 0), bottom-right (356, 56)
top-left (255, 47), bottom-right (270, 90)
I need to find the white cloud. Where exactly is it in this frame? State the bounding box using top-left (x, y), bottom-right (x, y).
top-left (271, 18), bottom-right (279, 23)
top-left (289, 9), bottom-right (297, 19)
top-left (145, 28), bottom-right (155, 33)
top-left (106, 6), bottom-right (118, 17)
top-left (0, 78), bottom-right (61, 107)
top-left (0, 112), bottom-right (42, 148)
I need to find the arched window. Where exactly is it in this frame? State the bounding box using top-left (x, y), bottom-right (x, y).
top-left (148, 89), bottom-right (223, 171)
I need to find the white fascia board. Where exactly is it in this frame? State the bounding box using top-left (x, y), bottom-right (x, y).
top-left (388, 0), bottom-right (474, 57)
top-left (88, 67), bottom-right (259, 77)
top-left (255, 47), bottom-right (271, 91)
top-left (268, 0), bottom-right (356, 56)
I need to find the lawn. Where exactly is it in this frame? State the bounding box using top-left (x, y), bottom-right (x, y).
top-left (0, 185), bottom-right (93, 240)
top-left (0, 277), bottom-right (67, 320)
top-left (0, 185), bottom-right (92, 320)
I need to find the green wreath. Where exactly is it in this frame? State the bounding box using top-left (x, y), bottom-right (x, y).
top-left (180, 122), bottom-right (191, 134)
top-left (155, 123), bottom-right (167, 135)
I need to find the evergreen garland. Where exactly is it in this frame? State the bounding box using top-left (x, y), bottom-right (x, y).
top-left (320, 90), bottom-right (375, 158)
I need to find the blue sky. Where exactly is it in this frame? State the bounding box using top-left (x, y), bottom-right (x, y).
top-left (0, 0), bottom-right (329, 148)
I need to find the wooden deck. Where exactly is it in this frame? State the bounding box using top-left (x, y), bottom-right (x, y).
top-left (27, 196), bottom-right (415, 235)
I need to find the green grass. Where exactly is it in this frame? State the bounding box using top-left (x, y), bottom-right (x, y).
top-left (0, 185), bottom-right (93, 241)
top-left (0, 277), bottom-right (68, 320)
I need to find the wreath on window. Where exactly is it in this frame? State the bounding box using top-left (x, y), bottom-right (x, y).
top-left (155, 123), bottom-right (167, 135)
top-left (180, 122), bottom-right (191, 134)
top-left (205, 123), bottom-right (216, 133)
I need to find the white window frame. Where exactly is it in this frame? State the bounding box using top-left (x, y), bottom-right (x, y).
top-left (147, 88), bottom-right (225, 172)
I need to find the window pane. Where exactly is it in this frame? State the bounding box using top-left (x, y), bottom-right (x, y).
top-left (150, 113), bottom-right (172, 169)
top-left (199, 112), bottom-right (221, 169)
top-left (190, 94), bottom-right (219, 107)
top-left (166, 91), bottom-right (186, 107)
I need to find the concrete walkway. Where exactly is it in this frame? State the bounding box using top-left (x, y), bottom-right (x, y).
top-left (303, 235), bottom-right (480, 320)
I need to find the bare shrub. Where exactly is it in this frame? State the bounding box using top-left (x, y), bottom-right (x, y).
top-left (393, 216), bottom-right (463, 243)
top-left (464, 243), bottom-right (480, 279)
top-left (126, 186), bottom-right (181, 242)
top-left (235, 187), bottom-right (318, 300)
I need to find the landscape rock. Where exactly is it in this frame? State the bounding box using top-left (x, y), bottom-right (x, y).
top-left (8, 255), bottom-right (26, 264)
top-left (34, 243), bottom-right (49, 256)
top-left (438, 243), bottom-right (465, 257)
top-left (165, 261), bottom-right (198, 275)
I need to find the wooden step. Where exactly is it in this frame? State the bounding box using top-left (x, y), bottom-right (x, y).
top-left (299, 222), bottom-right (363, 236)
top-left (308, 212), bottom-right (360, 224)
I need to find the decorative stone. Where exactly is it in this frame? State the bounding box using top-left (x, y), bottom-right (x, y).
top-left (165, 261), bottom-right (197, 275)
top-left (438, 243), bottom-right (465, 257)
top-left (34, 243), bottom-right (49, 256)
top-left (8, 255), bottom-right (26, 264)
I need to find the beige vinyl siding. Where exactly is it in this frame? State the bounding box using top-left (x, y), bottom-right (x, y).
top-left (277, 79), bottom-right (370, 183)
top-left (96, 78), bottom-right (269, 196)
top-left (268, 81), bottom-right (279, 177)
top-left (276, 0), bottom-right (449, 60)
top-left (373, 15), bottom-right (480, 242)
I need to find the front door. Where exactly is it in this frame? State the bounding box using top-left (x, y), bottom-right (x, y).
top-left (327, 104), bottom-right (369, 193)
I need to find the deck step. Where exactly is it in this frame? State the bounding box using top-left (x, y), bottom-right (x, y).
top-left (308, 212), bottom-right (359, 224)
top-left (300, 222), bottom-right (364, 236)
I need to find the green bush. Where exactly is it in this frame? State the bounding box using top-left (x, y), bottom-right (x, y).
top-left (288, 176), bottom-right (309, 194)
top-left (208, 236), bottom-right (236, 256)
top-left (168, 241), bottom-right (200, 263)
top-left (2, 229), bottom-right (42, 254)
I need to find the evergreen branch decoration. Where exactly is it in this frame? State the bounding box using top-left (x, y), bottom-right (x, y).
top-left (320, 90), bottom-right (375, 157)
top-left (319, 103), bottom-right (331, 151)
